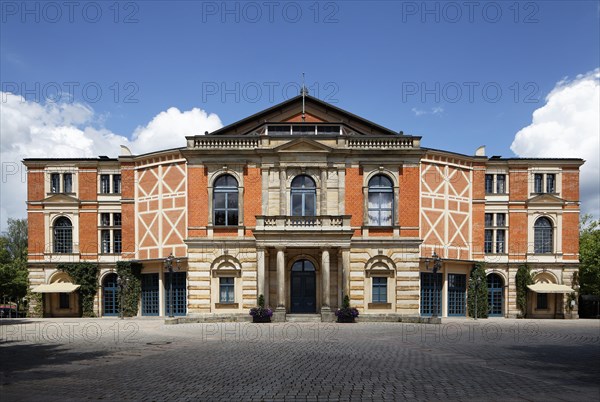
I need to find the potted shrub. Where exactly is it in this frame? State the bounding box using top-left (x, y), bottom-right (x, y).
top-left (249, 294), bottom-right (273, 323)
top-left (335, 295), bottom-right (359, 323)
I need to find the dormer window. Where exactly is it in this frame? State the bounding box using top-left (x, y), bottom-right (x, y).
top-left (266, 124), bottom-right (341, 136)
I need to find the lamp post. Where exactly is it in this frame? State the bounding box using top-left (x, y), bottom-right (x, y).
top-left (164, 253), bottom-right (180, 318)
top-left (117, 275), bottom-right (129, 320)
top-left (473, 275), bottom-right (482, 320)
top-left (425, 252), bottom-right (443, 319)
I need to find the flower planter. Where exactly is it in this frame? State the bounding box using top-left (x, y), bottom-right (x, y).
top-left (252, 316), bottom-right (271, 323)
top-left (337, 317), bottom-right (356, 323)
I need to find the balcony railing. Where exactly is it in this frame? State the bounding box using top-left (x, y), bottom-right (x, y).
top-left (189, 137), bottom-right (260, 149)
top-left (347, 137), bottom-right (416, 149)
top-left (255, 215), bottom-right (352, 231)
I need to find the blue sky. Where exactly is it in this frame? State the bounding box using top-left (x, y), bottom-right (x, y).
top-left (1, 1), bottom-right (599, 226)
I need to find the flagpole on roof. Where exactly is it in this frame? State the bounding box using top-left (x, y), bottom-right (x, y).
top-left (301, 72), bottom-right (307, 122)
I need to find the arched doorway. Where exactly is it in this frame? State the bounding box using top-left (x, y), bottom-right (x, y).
top-left (103, 273), bottom-right (119, 316)
top-left (290, 260), bottom-right (316, 313)
top-left (487, 273), bottom-right (504, 317)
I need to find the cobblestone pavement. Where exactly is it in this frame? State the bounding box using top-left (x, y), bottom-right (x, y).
top-left (1, 318), bottom-right (599, 401)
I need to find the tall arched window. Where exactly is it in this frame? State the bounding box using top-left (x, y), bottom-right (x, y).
top-left (53, 217), bottom-right (73, 253)
top-left (534, 217), bottom-right (553, 254)
top-left (291, 175), bottom-right (316, 216)
top-left (213, 174), bottom-right (239, 226)
top-left (368, 175), bottom-right (394, 226)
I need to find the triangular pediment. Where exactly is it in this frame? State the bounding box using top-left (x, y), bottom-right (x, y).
top-left (42, 194), bottom-right (80, 205)
top-left (527, 193), bottom-right (564, 205)
top-left (275, 138), bottom-right (332, 153)
top-left (203, 95), bottom-right (404, 137)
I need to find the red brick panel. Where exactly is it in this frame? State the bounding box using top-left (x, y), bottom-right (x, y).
top-left (79, 171), bottom-right (97, 201)
top-left (188, 166), bottom-right (208, 232)
top-left (79, 212), bottom-right (98, 259)
top-left (121, 162), bottom-right (135, 199)
top-left (244, 167), bottom-right (262, 228)
top-left (398, 166), bottom-right (419, 230)
top-left (28, 212), bottom-right (45, 259)
top-left (345, 168), bottom-right (363, 231)
top-left (562, 210), bottom-right (580, 259)
top-left (562, 169), bottom-right (580, 201)
top-left (28, 171), bottom-right (45, 200)
top-left (509, 170), bottom-right (528, 201)
top-left (509, 211), bottom-right (528, 258)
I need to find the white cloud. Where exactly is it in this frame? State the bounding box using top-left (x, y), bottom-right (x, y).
top-left (511, 68), bottom-right (600, 218)
top-left (411, 107), bottom-right (444, 117)
top-left (0, 92), bottom-right (223, 231)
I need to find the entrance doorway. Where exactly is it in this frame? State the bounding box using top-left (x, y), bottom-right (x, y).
top-left (290, 260), bottom-right (316, 313)
top-left (103, 273), bottom-right (119, 316)
top-left (487, 273), bottom-right (504, 317)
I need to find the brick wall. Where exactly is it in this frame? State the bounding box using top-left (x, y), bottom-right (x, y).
top-left (244, 167), bottom-right (262, 234)
top-left (398, 166), bottom-right (419, 237)
top-left (188, 166), bottom-right (208, 237)
top-left (345, 167), bottom-right (363, 234)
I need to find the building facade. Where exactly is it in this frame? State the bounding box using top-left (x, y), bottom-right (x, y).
top-left (24, 95), bottom-right (583, 320)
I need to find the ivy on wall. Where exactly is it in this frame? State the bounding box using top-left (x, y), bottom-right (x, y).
top-left (467, 262), bottom-right (489, 319)
top-left (58, 263), bottom-right (100, 317)
top-left (116, 261), bottom-right (142, 317)
top-left (516, 264), bottom-right (533, 318)
top-left (27, 290), bottom-right (43, 318)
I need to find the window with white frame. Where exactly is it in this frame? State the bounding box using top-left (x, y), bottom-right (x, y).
top-left (53, 217), bottom-right (73, 254)
top-left (100, 174), bottom-right (121, 194)
top-left (99, 212), bottom-right (122, 254)
top-left (219, 277), bottom-right (235, 303)
top-left (484, 213), bottom-right (507, 254)
top-left (533, 173), bottom-right (556, 194)
top-left (213, 174), bottom-right (239, 226)
top-left (534, 217), bottom-right (553, 254)
top-left (485, 174), bottom-right (507, 194)
top-left (290, 175), bottom-right (316, 217)
top-left (367, 174), bottom-right (394, 226)
top-left (49, 172), bottom-right (74, 194)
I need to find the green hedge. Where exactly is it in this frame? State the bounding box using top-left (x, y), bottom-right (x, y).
top-left (58, 262), bottom-right (99, 317)
top-left (116, 261), bottom-right (142, 317)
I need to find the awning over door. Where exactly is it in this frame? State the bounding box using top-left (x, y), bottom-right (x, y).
top-left (32, 283), bottom-right (80, 293)
top-left (527, 283), bottom-right (573, 294)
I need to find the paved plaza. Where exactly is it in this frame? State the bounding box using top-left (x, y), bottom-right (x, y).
top-left (1, 318), bottom-right (599, 401)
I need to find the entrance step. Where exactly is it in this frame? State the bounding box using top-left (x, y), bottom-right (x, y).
top-left (286, 314), bottom-right (322, 323)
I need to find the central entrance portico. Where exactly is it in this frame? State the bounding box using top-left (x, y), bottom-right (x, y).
top-left (290, 259), bottom-right (317, 313)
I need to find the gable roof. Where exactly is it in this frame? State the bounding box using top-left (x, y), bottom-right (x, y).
top-left (205, 94), bottom-right (406, 137)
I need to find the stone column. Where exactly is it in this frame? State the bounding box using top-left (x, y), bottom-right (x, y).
top-left (321, 248), bottom-right (330, 308)
top-left (276, 247), bottom-right (285, 308)
top-left (342, 248), bottom-right (350, 299)
top-left (257, 247), bottom-right (265, 302)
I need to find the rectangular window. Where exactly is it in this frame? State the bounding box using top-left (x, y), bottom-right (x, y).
top-left (113, 230), bottom-right (122, 254)
top-left (485, 174), bottom-right (494, 194)
top-left (100, 213), bottom-right (110, 226)
top-left (63, 173), bottom-right (73, 193)
top-left (495, 229), bottom-right (505, 253)
top-left (100, 175), bottom-right (110, 194)
top-left (372, 277), bottom-right (387, 303)
top-left (113, 213), bottom-right (122, 227)
top-left (484, 229), bottom-right (494, 253)
top-left (219, 277), bottom-right (235, 303)
top-left (534, 174), bottom-right (544, 193)
top-left (496, 174), bottom-right (506, 194)
top-left (537, 293), bottom-right (548, 309)
top-left (546, 174), bottom-right (556, 193)
top-left (101, 230), bottom-right (111, 253)
top-left (496, 213), bottom-right (506, 227)
top-left (485, 213), bottom-right (494, 227)
top-left (447, 274), bottom-right (466, 316)
top-left (59, 293), bottom-right (70, 309)
top-left (113, 174), bottom-right (121, 194)
top-left (51, 173), bottom-right (60, 193)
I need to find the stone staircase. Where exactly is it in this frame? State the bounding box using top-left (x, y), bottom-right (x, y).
top-left (285, 314), bottom-right (322, 323)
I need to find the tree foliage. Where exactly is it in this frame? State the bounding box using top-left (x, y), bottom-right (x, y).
top-left (516, 264), bottom-right (533, 317)
top-left (579, 214), bottom-right (600, 296)
top-left (0, 218), bottom-right (29, 303)
top-left (467, 262), bottom-right (489, 319)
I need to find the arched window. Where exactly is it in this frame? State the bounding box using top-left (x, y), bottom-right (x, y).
top-left (291, 175), bottom-right (316, 216)
top-left (534, 217), bottom-right (553, 254)
top-left (53, 217), bottom-right (73, 254)
top-left (368, 175), bottom-right (394, 226)
top-left (213, 174), bottom-right (238, 226)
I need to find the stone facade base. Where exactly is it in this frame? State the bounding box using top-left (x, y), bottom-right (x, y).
top-left (272, 308), bottom-right (286, 323)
